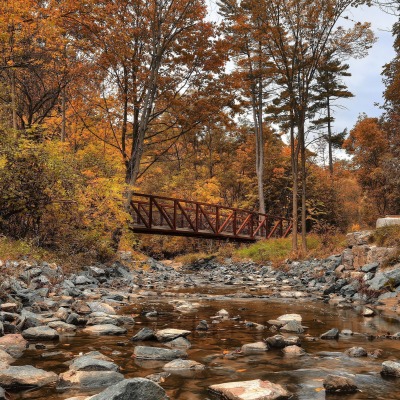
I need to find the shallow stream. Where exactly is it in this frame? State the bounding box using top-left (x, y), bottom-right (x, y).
top-left (9, 289), bottom-right (400, 399)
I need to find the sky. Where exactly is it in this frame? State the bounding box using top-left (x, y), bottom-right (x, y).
top-left (206, 1), bottom-right (398, 135)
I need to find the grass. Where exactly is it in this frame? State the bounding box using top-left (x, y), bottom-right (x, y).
top-left (234, 233), bottom-right (347, 265)
top-left (372, 225), bottom-right (400, 248)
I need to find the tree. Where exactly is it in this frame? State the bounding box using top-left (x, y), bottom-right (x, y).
top-left (244, 0), bottom-right (374, 251)
top-left (311, 54), bottom-right (353, 175)
top-left (62, 0), bottom-right (225, 208)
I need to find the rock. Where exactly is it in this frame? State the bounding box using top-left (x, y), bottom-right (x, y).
top-left (377, 216), bottom-right (400, 228)
top-left (381, 360), bottom-right (400, 377)
top-left (69, 355), bottom-right (119, 372)
top-left (0, 349), bottom-right (14, 366)
top-left (155, 329), bottom-right (191, 342)
top-left (345, 347), bottom-right (368, 357)
top-left (265, 335), bottom-right (286, 349)
top-left (241, 342), bottom-right (268, 354)
top-left (22, 326), bottom-right (59, 341)
top-left (282, 345), bottom-right (305, 357)
top-left (131, 328), bottom-right (156, 341)
top-left (367, 272), bottom-right (389, 291)
top-left (323, 374), bottom-right (358, 393)
top-left (341, 329), bottom-right (353, 336)
top-left (361, 262), bottom-right (379, 273)
top-left (87, 378), bottom-right (169, 400)
top-left (209, 379), bottom-right (290, 400)
top-left (320, 328), bottom-right (339, 340)
top-left (216, 309), bottom-right (229, 318)
top-left (87, 302), bottom-right (117, 315)
top-left (280, 320), bottom-right (304, 334)
top-left (277, 314), bottom-right (302, 322)
top-left (0, 323), bottom-right (3, 338)
top-left (58, 370), bottom-right (124, 389)
top-left (48, 321), bottom-right (76, 333)
top-left (133, 346), bottom-right (187, 361)
top-left (363, 307), bottom-right (375, 317)
top-left (346, 231), bottom-right (372, 247)
top-left (0, 387), bottom-right (5, 400)
top-left (163, 359), bottom-right (205, 371)
top-left (83, 324), bottom-right (126, 335)
top-left (0, 365), bottom-right (57, 388)
top-left (196, 320), bottom-right (208, 331)
top-left (164, 337), bottom-right (192, 349)
top-left (0, 334), bottom-right (27, 358)
top-left (0, 303), bottom-right (18, 313)
top-left (72, 301), bottom-right (92, 315)
top-left (54, 307), bottom-right (69, 321)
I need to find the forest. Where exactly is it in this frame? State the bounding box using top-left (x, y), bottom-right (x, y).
top-left (0, 0), bottom-right (399, 263)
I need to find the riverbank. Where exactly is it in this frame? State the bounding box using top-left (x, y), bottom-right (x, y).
top-left (1, 230), bottom-right (400, 399)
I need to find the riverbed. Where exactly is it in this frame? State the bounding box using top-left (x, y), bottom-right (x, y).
top-left (10, 289), bottom-right (400, 400)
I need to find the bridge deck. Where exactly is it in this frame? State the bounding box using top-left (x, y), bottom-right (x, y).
top-left (130, 193), bottom-right (292, 242)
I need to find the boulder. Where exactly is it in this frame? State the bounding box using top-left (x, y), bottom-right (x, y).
top-left (280, 320), bottom-right (304, 334)
top-left (345, 347), bottom-right (368, 357)
top-left (155, 329), bottom-right (191, 342)
top-left (323, 374), bottom-right (358, 393)
top-left (320, 328), bottom-right (339, 340)
top-left (361, 262), bottom-right (379, 273)
top-left (241, 342), bottom-right (268, 354)
top-left (282, 345), bottom-right (305, 357)
top-left (133, 346), bottom-right (187, 360)
top-left (346, 231), bottom-right (372, 247)
top-left (131, 327), bottom-right (156, 341)
top-left (58, 370), bottom-right (124, 389)
top-left (69, 355), bottom-right (119, 372)
top-left (196, 320), bottom-right (208, 331)
top-left (87, 378), bottom-right (169, 400)
top-left (163, 359), bottom-right (205, 371)
top-left (87, 302), bottom-right (117, 315)
top-left (209, 379), bottom-right (290, 400)
top-left (22, 326), bottom-right (59, 341)
top-left (0, 349), bottom-right (14, 367)
top-left (0, 365), bottom-right (57, 388)
top-left (276, 314), bottom-right (302, 323)
top-left (0, 387), bottom-right (5, 400)
top-left (83, 324), bottom-right (126, 335)
top-left (48, 321), bottom-right (76, 333)
top-left (164, 337), bottom-right (191, 349)
top-left (381, 360), bottom-right (400, 377)
top-left (0, 304), bottom-right (18, 313)
top-left (265, 335), bottom-right (286, 349)
top-left (0, 334), bottom-right (27, 358)
top-left (363, 307), bottom-right (375, 317)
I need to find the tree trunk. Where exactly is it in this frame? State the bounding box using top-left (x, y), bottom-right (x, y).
top-left (61, 87), bottom-right (66, 142)
top-left (299, 118), bottom-right (307, 253)
top-left (11, 69), bottom-right (17, 132)
top-left (327, 96), bottom-right (333, 175)
top-left (290, 121), bottom-right (298, 251)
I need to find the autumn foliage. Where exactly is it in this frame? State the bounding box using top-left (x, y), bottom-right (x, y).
top-left (0, 0), bottom-right (398, 261)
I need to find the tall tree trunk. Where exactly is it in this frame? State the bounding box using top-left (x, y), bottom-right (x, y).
top-left (11, 69), bottom-right (17, 132)
top-left (61, 87), bottom-right (66, 141)
top-left (327, 96), bottom-right (333, 175)
top-left (290, 120), bottom-right (298, 251)
top-left (298, 117), bottom-right (307, 253)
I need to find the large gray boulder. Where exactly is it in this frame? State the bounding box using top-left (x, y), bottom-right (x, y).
top-left (133, 346), bottom-right (187, 360)
top-left (0, 365), bottom-right (57, 388)
top-left (58, 370), bottom-right (124, 389)
top-left (22, 326), bottom-right (59, 341)
top-left (69, 355), bottom-right (119, 372)
top-left (88, 378), bottom-right (169, 400)
top-left (131, 327), bottom-right (156, 341)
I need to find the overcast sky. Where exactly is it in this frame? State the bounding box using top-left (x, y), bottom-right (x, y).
top-left (206, 1), bottom-right (398, 135)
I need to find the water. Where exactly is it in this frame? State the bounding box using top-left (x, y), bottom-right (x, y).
top-left (8, 290), bottom-right (400, 399)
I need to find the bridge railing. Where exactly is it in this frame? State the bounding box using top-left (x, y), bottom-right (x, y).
top-left (130, 193), bottom-right (292, 242)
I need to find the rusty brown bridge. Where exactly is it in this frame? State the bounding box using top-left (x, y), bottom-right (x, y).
top-left (130, 193), bottom-right (292, 242)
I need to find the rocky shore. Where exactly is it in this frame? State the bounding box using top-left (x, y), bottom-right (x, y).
top-left (0, 230), bottom-right (400, 399)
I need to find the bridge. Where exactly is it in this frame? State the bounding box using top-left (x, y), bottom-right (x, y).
top-left (130, 193), bottom-right (292, 242)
